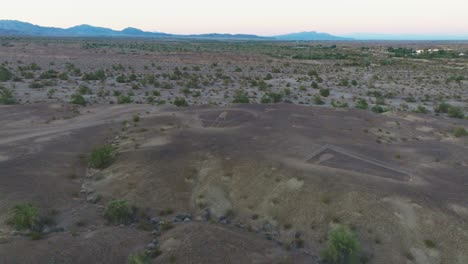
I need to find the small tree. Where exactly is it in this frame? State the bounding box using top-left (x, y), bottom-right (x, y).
top-left (321, 225), bottom-right (362, 264)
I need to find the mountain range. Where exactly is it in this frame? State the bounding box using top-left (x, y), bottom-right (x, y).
top-left (0, 20), bottom-right (351, 41)
top-left (1, 20), bottom-right (467, 40)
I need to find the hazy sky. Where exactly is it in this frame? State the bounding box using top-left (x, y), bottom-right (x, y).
top-left (2, 0), bottom-right (468, 35)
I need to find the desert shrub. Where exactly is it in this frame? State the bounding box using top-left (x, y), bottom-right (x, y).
top-left (320, 88), bottom-right (330, 97)
top-left (311, 81), bottom-right (319, 89)
top-left (78, 85), bottom-right (92, 95)
top-left (355, 98), bottom-right (368, 110)
top-left (58, 72), bottom-right (68, 80)
top-left (351, 80), bottom-right (358, 86)
top-left (116, 74), bottom-right (128, 83)
top-left (447, 106), bottom-right (464, 119)
top-left (414, 105), bottom-right (429, 114)
top-left (232, 90), bottom-right (249, 103)
top-left (88, 145), bottom-right (114, 169)
top-left (104, 199), bottom-right (133, 225)
top-left (371, 105), bottom-right (387, 113)
top-left (70, 93), bottom-right (86, 106)
top-left (452, 127), bottom-right (468, 137)
top-left (268, 92), bottom-right (283, 103)
top-left (261, 94), bottom-right (272, 104)
top-left (0, 66), bottom-right (13, 81)
top-left (127, 252), bottom-right (151, 264)
top-left (321, 225), bottom-right (361, 264)
top-left (375, 96), bottom-right (385, 105)
top-left (331, 100), bottom-right (349, 108)
top-left (82, 69), bottom-right (106, 81)
top-left (314, 94), bottom-right (325, 105)
top-left (424, 239), bottom-right (436, 248)
top-left (0, 88), bottom-right (16, 104)
top-left (11, 203), bottom-right (39, 230)
top-left (173, 97), bottom-right (188, 107)
top-left (39, 70), bottom-right (58, 79)
top-left (434, 102), bottom-right (450, 113)
top-left (117, 95), bottom-right (133, 104)
top-left (29, 81), bottom-right (45, 88)
top-left (338, 79), bottom-right (349, 86)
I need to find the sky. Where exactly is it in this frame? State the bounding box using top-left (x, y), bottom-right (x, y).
top-left (2, 0), bottom-right (468, 36)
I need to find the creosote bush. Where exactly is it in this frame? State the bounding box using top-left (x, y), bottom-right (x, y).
top-left (70, 93), bottom-right (86, 106)
top-left (232, 90), bottom-right (249, 103)
top-left (0, 87), bottom-right (16, 104)
top-left (452, 127), bottom-right (468, 137)
top-left (104, 199), bottom-right (134, 225)
top-left (355, 98), bottom-right (368, 110)
top-left (173, 97), bottom-right (188, 107)
top-left (88, 145), bottom-right (114, 169)
top-left (11, 203), bottom-right (39, 230)
top-left (321, 225), bottom-right (362, 264)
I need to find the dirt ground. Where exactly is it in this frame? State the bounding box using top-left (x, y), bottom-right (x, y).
top-left (0, 102), bottom-right (466, 264)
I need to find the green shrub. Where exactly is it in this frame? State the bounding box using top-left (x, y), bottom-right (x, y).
top-left (82, 69), bottom-right (106, 81)
top-left (355, 98), bottom-right (368, 110)
top-left (88, 145), bottom-right (114, 169)
top-left (435, 102), bottom-right (450, 113)
top-left (29, 81), bottom-right (44, 88)
top-left (232, 90), bottom-right (249, 103)
top-left (174, 97), bottom-right (188, 107)
top-left (338, 79), bottom-right (349, 86)
top-left (70, 93), bottom-right (86, 106)
top-left (267, 92), bottom-right (283, 103)
top-left (11, 203), bottom-right (39, 230)
top-left (0, 88), bottom-right (16, 104)
top-left (261, 94), bottom-right (272, 104)
top-left (453, 127), bottom-right (468, 137)
top-left (78, 85), bottom-right (92, 95)
top-left (447, 106), bottom-right (464, 119)
top-left (320, 88), bottom-right (330, 97)
top-left (375, 96), bottom-right (385, 105)
top-left (117, 95), bottom-right (133, 104)
top-left (321, 225), bottom-right (361, 264)
top-left (414, 105), bottom-right (429, 114)
top-left (424, 239), bottom-right (436, 248)
top-left (371, 105), bottom-right (387, 113)
top-left (314, 94), bottom-right (325, 105)
top-left (0, 66), bottom-right (13, 81)
top-left (127, 252), bottom-right (151, 264)
top-left (104, 199), bottom-right (133, 224)
top-left (39, 70), bottom-right (58, 79)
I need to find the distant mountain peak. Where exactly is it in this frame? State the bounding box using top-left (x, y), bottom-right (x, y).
top-left (0, 20), bottom-right (352, 40)
top-left (274, 31), bottom-right (353, 41)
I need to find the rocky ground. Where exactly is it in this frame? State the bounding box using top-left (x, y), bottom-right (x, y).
top-left (0, 38), bottom-right (467, 264)
top-left (0, 102), bottom-right (467, 264)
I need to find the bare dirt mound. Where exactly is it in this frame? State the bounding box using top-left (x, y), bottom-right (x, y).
top-left (307, 145), bottom-right (410, 181)
top-left (199, 110), bottom-right (255, 128)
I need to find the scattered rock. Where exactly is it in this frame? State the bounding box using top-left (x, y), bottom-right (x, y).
top-left (86, 193), bottom-right (100, 204)
top-left (146, 243), bottom-right (156, 249)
